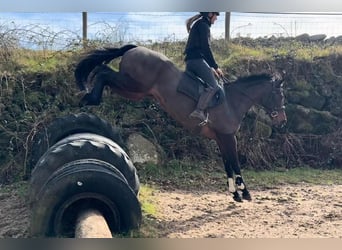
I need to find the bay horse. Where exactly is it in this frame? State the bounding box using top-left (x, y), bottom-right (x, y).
top-left (74, 44), bottom-right (287, 202)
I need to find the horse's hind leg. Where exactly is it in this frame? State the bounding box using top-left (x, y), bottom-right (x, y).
top-left (79, 65), bottom-right (115, 106)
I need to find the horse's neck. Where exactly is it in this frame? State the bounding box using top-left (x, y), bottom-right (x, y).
top-left (227, 82), bottom-right (269, 120)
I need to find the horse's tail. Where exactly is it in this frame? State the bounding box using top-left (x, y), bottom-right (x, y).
top-left (75, 44), bottom-right (137, 91)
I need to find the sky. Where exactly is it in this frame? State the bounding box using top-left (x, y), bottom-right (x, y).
top-left (1, 12), bottom-right (342, 49)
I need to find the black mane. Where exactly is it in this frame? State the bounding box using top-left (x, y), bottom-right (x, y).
top-left (223, 73), bottom-right (275, 92)
top-left (234, 73), bottom-right (272, 84)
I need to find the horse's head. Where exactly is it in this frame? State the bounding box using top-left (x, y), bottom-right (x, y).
top-left (261, 78), bottom-right (287, 128)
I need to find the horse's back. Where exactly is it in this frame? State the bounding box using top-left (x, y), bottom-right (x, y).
top-left (125, 46), bottom-right (170, 61)
top-left (120, 46), bottom-right (178, 82)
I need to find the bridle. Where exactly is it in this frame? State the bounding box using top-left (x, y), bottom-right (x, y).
top-left (263, 80), bottom-right (285, 119)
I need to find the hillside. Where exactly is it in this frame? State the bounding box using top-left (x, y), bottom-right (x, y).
top-left (0, 37), bottom-right (341, 184)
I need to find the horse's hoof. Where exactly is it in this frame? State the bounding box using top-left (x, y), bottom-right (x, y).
top-left (79, 94), bottom-right (102, 107)
top-left (242, 190), bottom-right (252, 201)
top-left (79, 99), bottom-right (88, 107)
top-left (232, 192), bottom-right (242, 202)
top-left (79, 93), bottom-right (90, 107)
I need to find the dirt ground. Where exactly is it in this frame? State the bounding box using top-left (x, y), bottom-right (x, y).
top-left (0, 182), bottom-right (341, 238)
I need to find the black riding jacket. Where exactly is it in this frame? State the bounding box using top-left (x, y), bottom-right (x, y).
top-left (184, 16), bottom-right (218, 70)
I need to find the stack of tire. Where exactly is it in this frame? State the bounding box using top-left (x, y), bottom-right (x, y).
top-left (27, 113), bottom-right (141, 237)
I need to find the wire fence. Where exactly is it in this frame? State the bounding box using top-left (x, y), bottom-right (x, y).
top-left (1, 12), bottom-right (342, 50)
top-left (231, 12), bottom-right (342, 38)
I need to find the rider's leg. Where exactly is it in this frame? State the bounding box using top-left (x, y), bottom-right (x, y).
top-left (186, 59), bottom-right (219, 121)
top-left (189, 86), bottom-right (218, 120)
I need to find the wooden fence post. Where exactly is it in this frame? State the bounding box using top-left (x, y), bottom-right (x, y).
top-left (82, 12), bottom-right (88, 47)
top-left (225, 12), bottom-right (231, 41)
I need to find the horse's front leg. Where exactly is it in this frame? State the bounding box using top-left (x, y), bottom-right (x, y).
top-left (226, 134), bottom-right (252, 201)
top-left (220, 143), bottom-right (243, 202)
top-left (79, 80), bottom-right (105, 107)
top-left (217, 132), bottom-right (252, 202)
top-left (224, 160), bottom-right (242, 202)
top-left (225, 162), bottom-right (252, 202)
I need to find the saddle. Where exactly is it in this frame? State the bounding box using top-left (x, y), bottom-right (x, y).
top-left (177, 71), bottom-right (224, 108)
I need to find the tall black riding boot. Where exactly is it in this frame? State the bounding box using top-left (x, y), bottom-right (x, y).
top-left (189, 87), bottom-right (218, 122)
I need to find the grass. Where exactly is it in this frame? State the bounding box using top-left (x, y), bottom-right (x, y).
top-left (137, 160), bottom-right (226, 191)
top-left (139, 185), bottom-right (158, 216)
top-left (225, 40), bottom-right (342, 63)
top-left (8, 49), bottom-right (76, 74)
top-left (0, 181), bottom-right (28, 198)
top-left (132, 185), bottom-right (162, 238)
top-left (138, 161), bottom-right (342, 191)
top-left (244, 167), bottom-right (342, 188)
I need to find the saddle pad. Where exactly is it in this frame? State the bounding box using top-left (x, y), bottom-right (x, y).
top-left (177, 72), bottom-right (224, 108)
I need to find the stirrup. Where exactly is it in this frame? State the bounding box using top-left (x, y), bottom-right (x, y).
top-left (189, 110), bottom-right (210, 126)
top-left (198, 112), bottom-right (210, 126)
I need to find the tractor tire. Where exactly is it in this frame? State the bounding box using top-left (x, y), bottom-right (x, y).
top-left (29, 133), bottom-right (140, 200)
top-left (27, 112), bottom-right (124, 176)
top-left (29, 159), bottom-right (142, 237)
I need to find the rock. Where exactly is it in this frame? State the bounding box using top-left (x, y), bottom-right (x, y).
top-left (295, 33), bottom-right (310, 42)
top-left (287, 89), bottom-right (326, 110)
top-left (335, 35), bottom-right (342, 43)
top-left (126, 133), bottom-right (160, 164)
top-left (325, 36), bottom-right (336, 45)
top-left (309, 34), bottom-right (326, 42)
top-left (254, 121), bottom-right (272, 138)
top-left (286, 104), bottom-right (339, 134)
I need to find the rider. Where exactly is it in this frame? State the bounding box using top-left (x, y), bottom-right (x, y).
top-left (184, 12), bottom-right (224, 122)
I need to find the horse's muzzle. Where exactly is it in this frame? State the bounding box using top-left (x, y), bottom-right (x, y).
top-left (271, 110), bottom-right (287, 128)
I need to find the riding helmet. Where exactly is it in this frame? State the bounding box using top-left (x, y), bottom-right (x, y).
top-left (200, 12), bottom-right (220, 17)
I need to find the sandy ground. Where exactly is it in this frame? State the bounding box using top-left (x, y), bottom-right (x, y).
top-left (155, 185), bottom-right (342, 238)
top-left (0, 182), bottom-right (341, 238)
